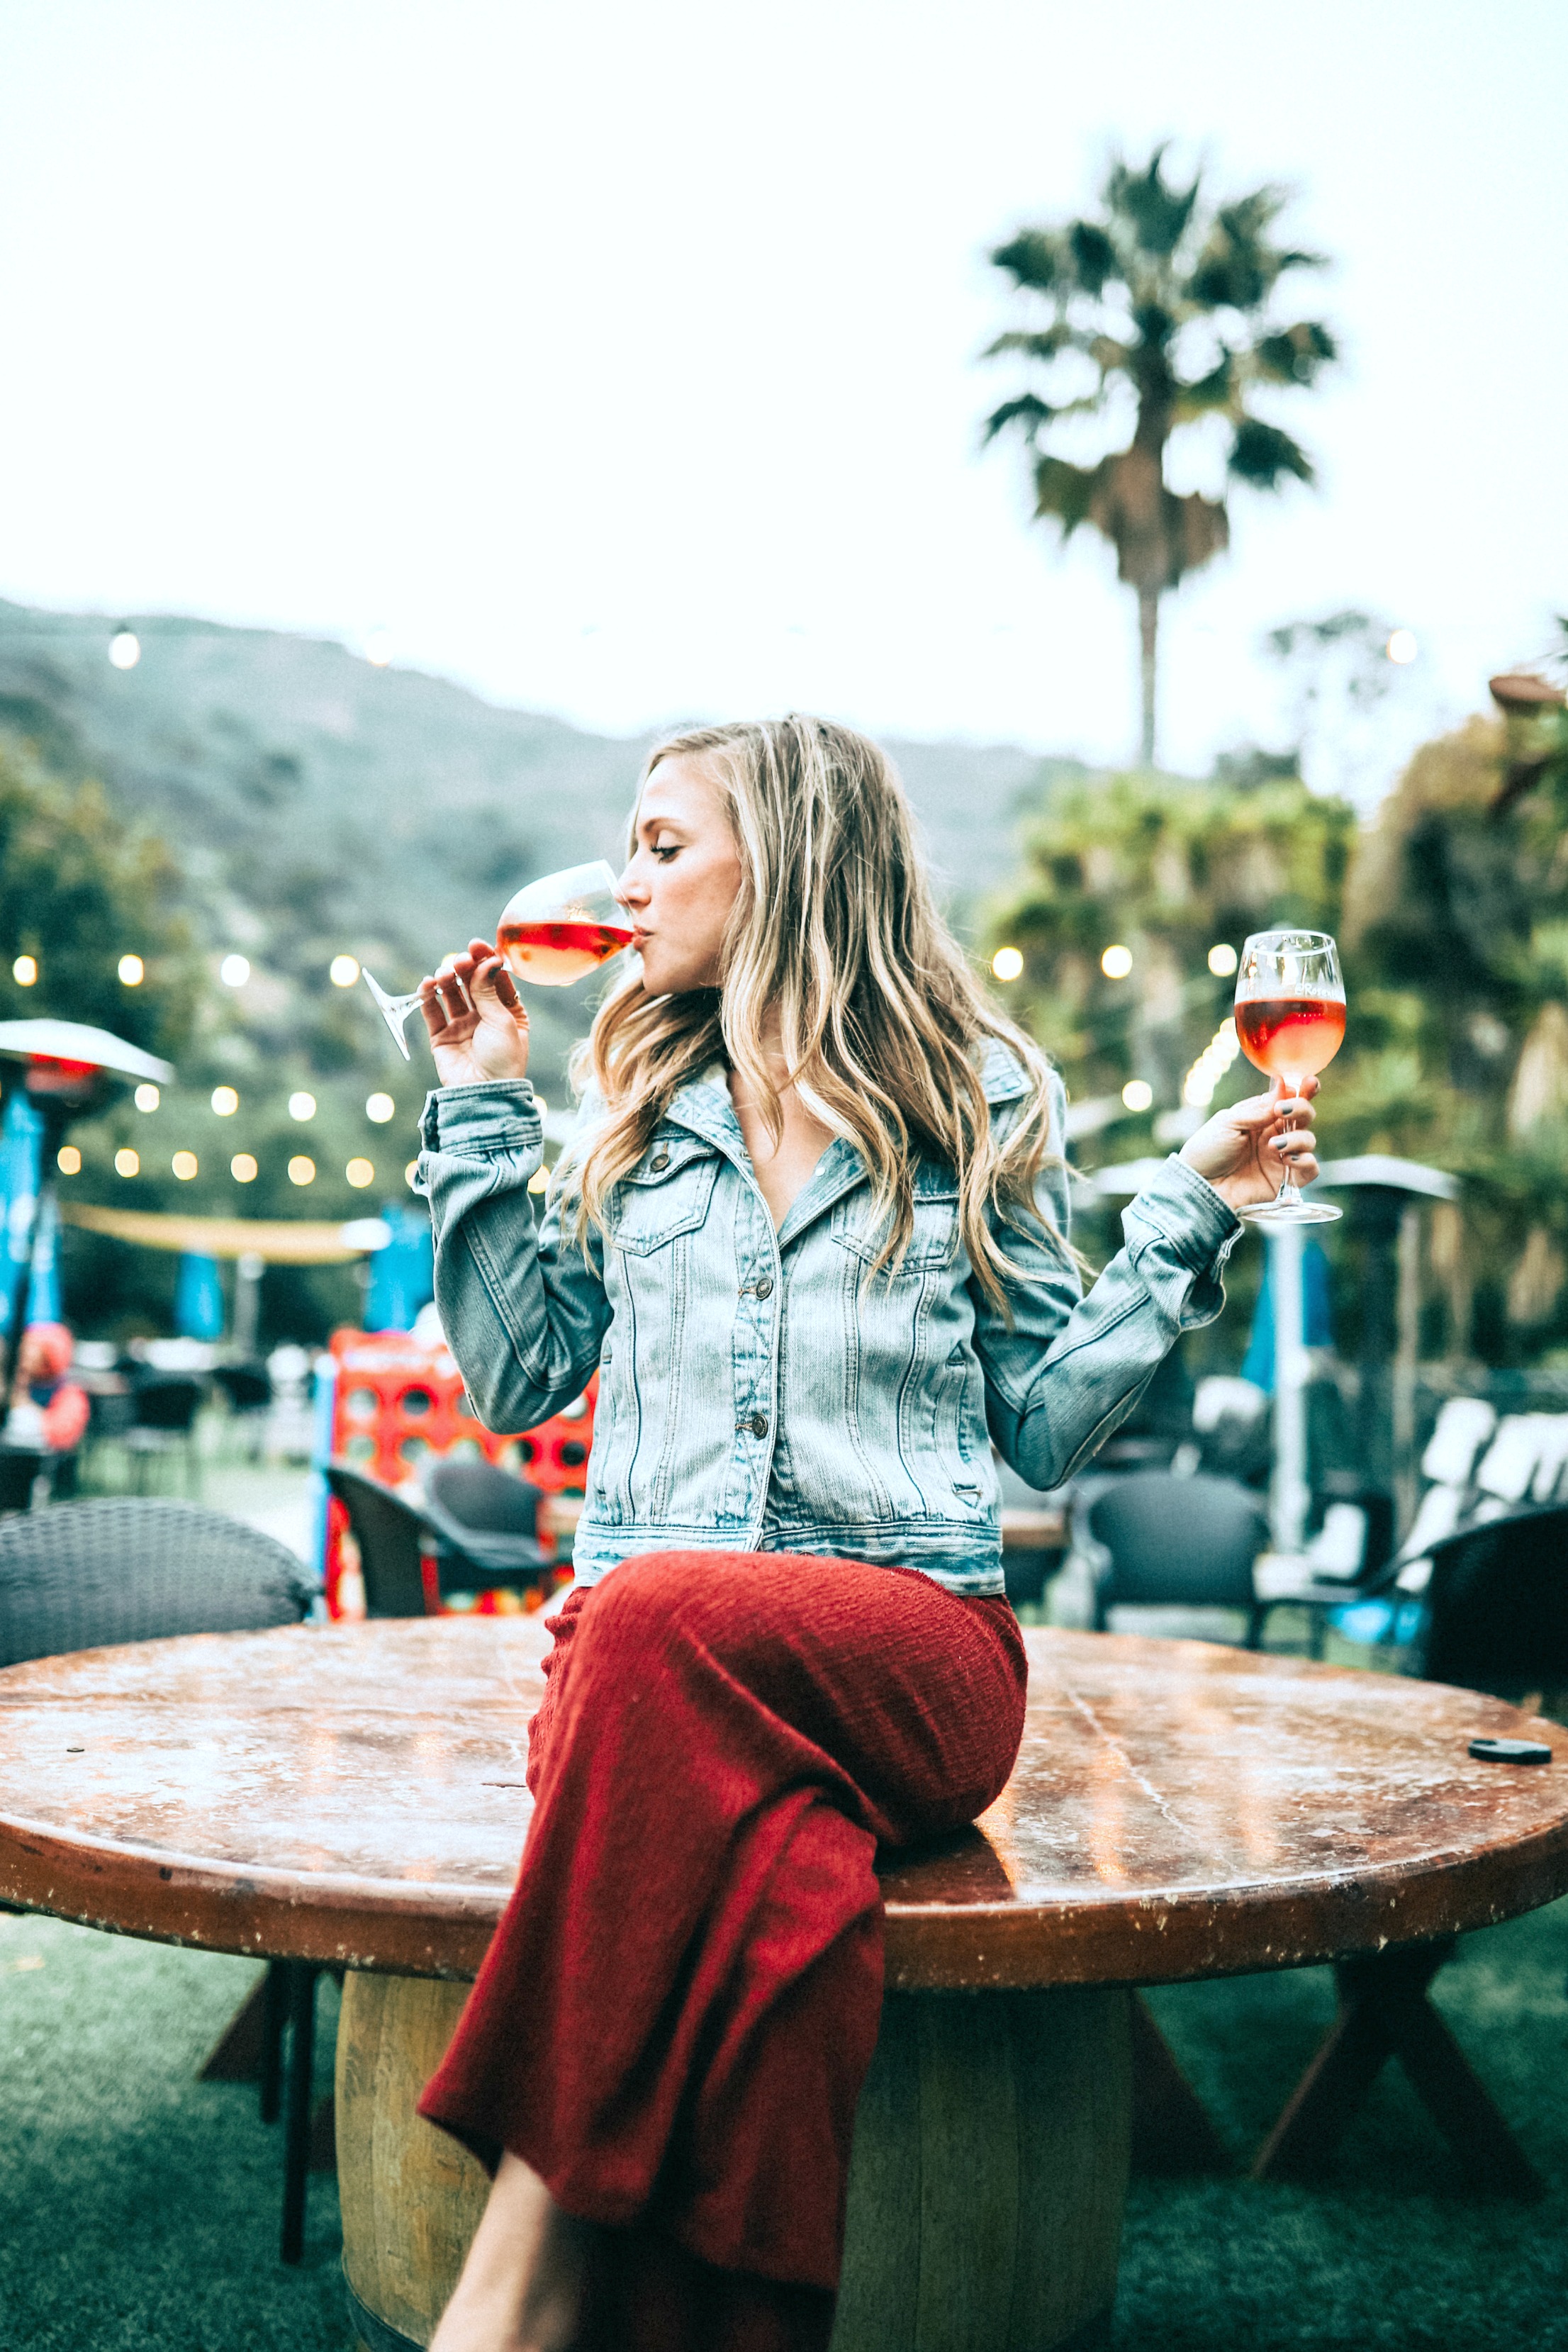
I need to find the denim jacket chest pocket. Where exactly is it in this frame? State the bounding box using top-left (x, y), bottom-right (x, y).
top-left (831, 1167), bottom-right (962, 1275)
top-left (609, 1137), bottom-right (724, 1256)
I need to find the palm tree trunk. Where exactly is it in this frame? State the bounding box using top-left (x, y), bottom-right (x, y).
top-left (1138, 588), bottom-right (1159, 767)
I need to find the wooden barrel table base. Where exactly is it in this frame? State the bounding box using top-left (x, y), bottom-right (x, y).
top-left (335, 1971), bottom-right (1132, 2352)
top-left (5, 1618), bottom-right (1568, 2346)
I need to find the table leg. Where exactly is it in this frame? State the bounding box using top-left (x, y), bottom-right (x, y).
top-left (1129, 1993), bottom-right (1232, 2176)
top-left (335, 1973), bottom-right (1133, 2352)
top-left (1251, 1937), bottom-right (1543, 2199)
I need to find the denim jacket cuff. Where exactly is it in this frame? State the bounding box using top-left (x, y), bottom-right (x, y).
top-left (420, 1081), bottom-right (543, 1157)
top-left (1121, 1153), bottom-right (1243, 1275)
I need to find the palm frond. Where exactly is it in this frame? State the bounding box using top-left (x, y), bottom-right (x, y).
top-left (1229, 418), bottom-right (1315, 488)
top-left (1104, 146), bottom-right (1200, 257)
top-left (982, 393), bottom-right (1055, 446)
top-left (1174, 355), bottom-right (1236, 418)
top-left (982, 326), bottom-right (1075, 364)
top-left (1253, 322), bottom-right (1338, 386)
top-left (990, 230), bottom-right (1061, 293)
top-left (1068, 220), bottom-right (1117, 296)
top-left (1033, 455), bottom-right (1102, 538)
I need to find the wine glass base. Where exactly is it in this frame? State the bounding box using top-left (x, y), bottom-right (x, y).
top-left (1238, 1196), bottom-right (1343, 1227)
top-left (362, 969), bottom-right (418, 1060)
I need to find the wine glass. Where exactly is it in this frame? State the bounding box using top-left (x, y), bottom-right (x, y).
top-left (1233, 929), bottom-right (1345, 1227)
top-left (362, 859), bottom-right (633, 1059)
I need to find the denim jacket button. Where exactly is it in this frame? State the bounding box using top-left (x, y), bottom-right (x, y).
top-left (649, 1149), bottom-right (671, 1172)
top-left (752, 1277), bottom-right (774, 1299)
top-left (746, 1411), bottom-right (770, 1438)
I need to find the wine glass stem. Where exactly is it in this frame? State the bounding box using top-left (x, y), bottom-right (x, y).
top-left (1277, 1079), bottom-right (1302, 1204)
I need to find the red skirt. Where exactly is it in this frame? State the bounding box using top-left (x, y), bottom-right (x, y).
top-left (418, 1550), bottom-right (1026, 2352)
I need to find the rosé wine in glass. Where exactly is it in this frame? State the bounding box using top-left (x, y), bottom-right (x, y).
top-left (1233, 930), bottom-right (1345, 1226)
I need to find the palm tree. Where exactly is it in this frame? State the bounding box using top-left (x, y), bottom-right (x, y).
top-left (983, 148), bottom-right (1337, 766)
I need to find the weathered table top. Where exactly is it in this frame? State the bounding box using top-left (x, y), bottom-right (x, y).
top-left (2, 1617), bottom-right (1564, 1990)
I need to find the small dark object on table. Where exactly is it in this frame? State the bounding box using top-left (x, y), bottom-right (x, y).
top-left (1469, 1737), bottom-right (1552, 1765)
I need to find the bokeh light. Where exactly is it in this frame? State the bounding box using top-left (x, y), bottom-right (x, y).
top-left (220, 953), bottom-right (250, 987)
top-left (108, 628), bottom-right (140, 670)
top-left (57, 1146), bottom-right (81, 1175)
top-left (364, 626), bottom-right (394, 668)
top-left (172, 1151), bottom-right (198, 1180)
top-left (12, 955), bottom-right (37, 986)
top-left (134, 1083), bottom-right (159, 1112)
top-left (211, 1086), bottom-right (240, 1115)
top-left (405, 1160), bottom-right (419, 1188)
top-left (990, 946), bottom-right (1024, 982)
top-left (345, 1158), bottom-right (376, 1188)
top-left (1101, 944), bottom-right (1133, 979)
top-left (1121, 1079), bottom-right (1153, 1112)
top-left (118, 953), bottom-right (145, 985)
top-left (114, 1148), bottom-right (139, 1177)
top-left (366, 1092), bottom-right (396, 1123)
top-left (231, 1153), bottom-right (258, 1183)
top-left (288, 1155), bottom-right (316, 1186)
top-left (289, 1091), bottom-right (316, 1121)
top-left (1207, 943), bottom-right (1238, 978)
top-left (1387, 629), bottom-right (1418, 665)
top-left (330, 954), bottom-right (361, 987)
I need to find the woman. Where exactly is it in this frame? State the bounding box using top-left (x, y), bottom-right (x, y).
top-left (413, 717), bottom-right (1316, 2352)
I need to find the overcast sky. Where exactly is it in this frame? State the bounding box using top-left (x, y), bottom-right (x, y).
top-left (0, 1), bottom-right (1562, 794)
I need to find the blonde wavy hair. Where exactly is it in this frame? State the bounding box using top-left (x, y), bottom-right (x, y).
top-left (566, 715), bottom-right (1062, 1306)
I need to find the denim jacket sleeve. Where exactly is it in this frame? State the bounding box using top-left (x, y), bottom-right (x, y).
top-left (973, 1074), bottom-right (1243, 1490)
top-left (415, 1080), bottom-right (610, 1431)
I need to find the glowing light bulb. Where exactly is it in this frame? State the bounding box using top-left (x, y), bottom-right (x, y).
top-left (57, 1146), bottom-right (81, 1175)
top-left (115, 1148), bottom-right (140, 1177)
top-left (211, 1086), bottom-right (240, 1116)
top-left (1387, 629), bottom-right (1418, 666)
top-left (990, 946), bottom-right (1024, 982)
top-left (366, 1092), bottom-right (396, 1124)
top-left (118, 953), bottom-right (145, 985)
top-left (135, 1084), bottom-right (159, 1112)
top-left (1207, 943), bottom-right (1238, 978)
top-left (364, 626), bottom-right (393, 668)
top-left (220, 954), bottom-right (250, 987)
top-left (1101, 945), bottom-right (1133, 980)
top-left (346, 1158), bottom-right (376, 1189)
top-left (12, 956), bottom-right (37, 986)
top-left (330, 955), bottom-right (361, 987)
top-left (108, 628), bottom-right (140, 670)
top-left (289, 1091), bottom-right (317, 1121)
top-left (1121, 1080), bottom-right (1153, 1112)
top-left (405, 1160), bottom-right (419, 1188)
top-left (288, 1155), bottom-right (316, 1186)
top-left (172, 1151), bottom-right (198, 1180)
top-left (231, 1153), bottom-right (258, 1182)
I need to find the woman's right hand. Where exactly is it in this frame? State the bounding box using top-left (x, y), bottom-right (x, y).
top-left (420, 938), bottom-right (532, 1088)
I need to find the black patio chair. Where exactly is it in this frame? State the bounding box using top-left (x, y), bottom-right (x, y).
top-left (1414, 1501), bottom-right (1568, 1703)
top-left (422, 1455), bottom-right (551, 1596)
top-left (0, 1499), bottom-right (324, 2259)
top-left (323, 1461), bottom-right (434, 1618)
top-left (1085, 1471), bottom-right (1269, 1646)
top-left (124, 1373), bottom-right (206, 1496)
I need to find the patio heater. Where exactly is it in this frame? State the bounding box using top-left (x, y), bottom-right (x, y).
top-left (0, 1017), bottom-right (174, 1389)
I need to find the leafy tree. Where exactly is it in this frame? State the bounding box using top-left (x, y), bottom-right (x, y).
top-left (984, 147), bottom-right (1337, 765)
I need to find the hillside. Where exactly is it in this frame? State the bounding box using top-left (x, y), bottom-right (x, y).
top-left (0, 600), bottom-right (1060, 1097)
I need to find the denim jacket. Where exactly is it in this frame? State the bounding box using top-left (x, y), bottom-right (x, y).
top-left (415, 1044), bottom-right (1242, 1596)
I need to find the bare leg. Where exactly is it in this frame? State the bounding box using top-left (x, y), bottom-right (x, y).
top-left (430, 2151), bottom-right (591, 2352)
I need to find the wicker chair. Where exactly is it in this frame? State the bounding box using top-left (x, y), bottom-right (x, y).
top-left (0, 1499), bottom-right (322, 2261)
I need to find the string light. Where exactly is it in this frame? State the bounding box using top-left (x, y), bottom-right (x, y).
top-left (366, 1092), bottom-right (396, 1123)
top-left (220, 954), bottom-right (250, 987)
top-left (172, 1152), bottom-right (198, 1180)
top-left (57, 1146), bottom-right (81, 1175)
top-left (115, 1148), bottom-right (139, 1177)
top-left (1206, 943), bottom-right (1238, 978)
top-left (1183, 1017), bottom-right (1244, 1107)
top-left (211, 1087), bottom-right (239, 1115)
top-left (108, 628), bottom-right (140, 670)
top-left (12, 956), bottom-right (37, 986)
top-left (1387, 629), bottom-right (1418, 666)
top-left (289, 1092), bottom-right (316, 1121)
top-left (345, 1158), bottom-right (376, 1188)
top-left (991, 946), bottom-right (1024, 982)
top-left (134, 1084), bottom-right (159, 1113)
top-left (231, 1154), bottom-right (258, 1182)
top-left (118, 954), bottom-right (145, 986)
top-left (288, 1155), bottom-right (316, 1186)
top-left (1101, 945), bottom-right (1133, 979)
top-left (330, 955), bottom-right (361, 987)
top-left (405, 1160), bottom-right (418, 1188)
top-left (1121, 1080), bottom-right (1153, 1112)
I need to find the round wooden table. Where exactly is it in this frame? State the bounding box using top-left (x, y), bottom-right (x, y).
top-left (3, 1616), bottom-right (1567, 2352)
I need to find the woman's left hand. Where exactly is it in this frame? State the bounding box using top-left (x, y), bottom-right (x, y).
top-left (1179, 1076), bottom-right (1321, 1214)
